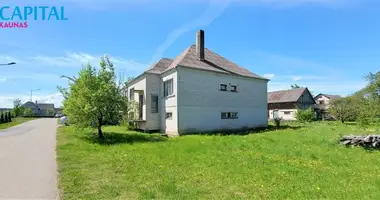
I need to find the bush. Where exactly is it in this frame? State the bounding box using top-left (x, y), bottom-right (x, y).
top-left (0, 112), bottom-right (4, 124)
top-left (295, 107), bottom-right (315, 123)
top-left (274, 117), bottom-right (282, 128)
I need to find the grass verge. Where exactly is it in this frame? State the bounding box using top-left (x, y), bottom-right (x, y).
top-left (0, 118), bottom-right (35, 130)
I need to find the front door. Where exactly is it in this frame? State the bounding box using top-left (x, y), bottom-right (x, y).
top-left (139, 94), bottom-right (143, 120)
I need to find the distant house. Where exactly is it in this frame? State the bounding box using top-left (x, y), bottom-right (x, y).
top-left (126, 30), bottom-right (269, 136)
top-left (22, 101), bottom-right (55, 117)
top-left (268, 87), bottom-right (315, 120)
top-left (314, 93), bottom-right (342, 119)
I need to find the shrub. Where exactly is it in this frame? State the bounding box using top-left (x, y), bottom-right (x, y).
top-left (0, 112), bottom-right (4, 124)
top-left (7, 112), bottom-right (12, 122)
top-left (295, 107), bottom-right (315, 122)
top-left (274, 117), bottom-right (282, 128)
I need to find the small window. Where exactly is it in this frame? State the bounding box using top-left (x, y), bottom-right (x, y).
top-left (284, 111), bottom-right (291, 115)
top-left (319, 100), bottom-right (324, 105)
top-left (164, 79), bottom-right (173, 97)
top-left (221, 112), bottom-right (238, 119)
top-left (166, 112), bottom-right (173, 120)
top-left (129, 88), bottom-right (134, 101)
top-left (231, 85), bottom-right (237, 92)
top-left (151, 94), bottom-right (158, 113)
top-left (220, 84), bottom-right (227, 91)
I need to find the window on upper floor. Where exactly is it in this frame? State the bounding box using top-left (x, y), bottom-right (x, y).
top-left (151, 94), bottom-right (158, 113)
top-left (231, 85), bottom-right (237, 92)
top-left (164, 79), bottom-right (173, 97)
top-left (129, 88), bottom-right (134, 101)
top-left (319, 100), bottom-right (325, 105)
top-left (220, 84), bottom-right (227, 91)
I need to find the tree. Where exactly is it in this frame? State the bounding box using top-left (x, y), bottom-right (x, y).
top-left (45, 108), bottom-right (55, 117)
top-left (12, 98), bottom-right (24, 117)
top-left (7, 112), bottom-right (12, 122)
top-left (23, 108), bottom-right (33, 118)
top-left (329, 97), bottom-right (358, 123)
top-left (0, 113), bottom-right (4, 123)
top-left (291, 84), bottom-right (301, 89)
top-left (60, 55), bottom-right (127, 138)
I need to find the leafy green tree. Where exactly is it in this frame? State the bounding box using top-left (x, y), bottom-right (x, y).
top-left (291, 84), bottom-right (301, 89)
top-left (295, 107), bottom-right (315, 122)
top-left (12, 98), bottom-right (24, 117)
top-left (7, 112), bottom-right (12, 122)
top-left (23, 108), bottom-right (33, 118)
top-left (60, 55), bottom-right (127, 138)
top-left (45, 108), bottom-right (55, 117)
top-left (329, 97), bottom-right (358, 123)
top-left (0, 112), bottom-right (4, 124)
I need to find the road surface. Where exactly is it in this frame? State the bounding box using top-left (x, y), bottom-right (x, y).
top-left (0, 118), bottom-right (58, 200)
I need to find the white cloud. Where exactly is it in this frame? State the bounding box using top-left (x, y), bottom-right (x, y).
top-left (30, 53), bottom-right (148, 72)
top-left (263, 73), bottom-right (275, 79)
top-left (0, 77), bottom-right (7, 82)
top-left (292, 76), bottom-right (302, 81)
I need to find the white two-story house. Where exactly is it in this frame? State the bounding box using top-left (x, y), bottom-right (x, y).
top-left (126, 30), bottom-right (269, 136)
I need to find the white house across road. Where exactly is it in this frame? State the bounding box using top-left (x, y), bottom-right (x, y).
top-left (126, 30), bottom-right (269, 136)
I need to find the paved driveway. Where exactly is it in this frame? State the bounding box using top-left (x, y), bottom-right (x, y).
top-left (0, 119), bottom-right (58, 200)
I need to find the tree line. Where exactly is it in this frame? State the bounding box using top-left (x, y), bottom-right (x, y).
top-left (0, 112), bottom-right (12, 124)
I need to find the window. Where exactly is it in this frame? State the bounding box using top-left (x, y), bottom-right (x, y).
top-left (129, 88), bottom-right (134, 101)
top-left (220, 84), bottom-right (227, 91)
top-left (231, 85), bottom-right (237, 92)
top-left (319, 100), bottom-right (325, 105)
top-left (284, 111), bottom-right (291, 115)
top-left (166, 112), bottom-right (173, 120)
top-left (151, 94), bottom-right (158, 113)
top-left (221, 112), bottom-right (238, 119)
top-left (164, 79), bottom-right (173, 97)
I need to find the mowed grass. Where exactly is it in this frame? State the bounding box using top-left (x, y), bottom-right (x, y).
top-left (0, 118), bottom-right (35, 130)
top-left (57, 122), bottom-right (380, 200)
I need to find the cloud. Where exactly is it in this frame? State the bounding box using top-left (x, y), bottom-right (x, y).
top-left (0, 77), bottom-right (7, 82)
top-left (30, 53), bottom-right (148, 72)
top-left (292, 76), bottom-right (302, 81)
top-left (263, 73), bottom-right (275, 79)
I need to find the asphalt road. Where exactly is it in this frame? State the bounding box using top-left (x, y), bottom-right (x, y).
top-left (0, 119), bottom-right (58, 200)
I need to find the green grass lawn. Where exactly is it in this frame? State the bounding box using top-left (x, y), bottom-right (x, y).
top-left (0, 118), bottom-right (35, 130)
top-left (57, 122), bottom-right (380, 200)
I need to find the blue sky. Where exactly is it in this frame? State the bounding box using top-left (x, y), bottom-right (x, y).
top-left (0, 0), bottom-right (379, 108)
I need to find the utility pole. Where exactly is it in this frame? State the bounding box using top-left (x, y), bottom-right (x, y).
top-left (30, 89), bottom-right (41, 102)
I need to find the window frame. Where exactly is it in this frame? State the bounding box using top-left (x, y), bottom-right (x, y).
top-left (164, 79), bottom-right (174, 97)
top-left (220, 84), bottom-right (227, 91)
top-left (284, 111), bottom-right (291, 115)
top-left (129, 88), bottom-right (134, 101)
top-left (221, 112), bottom-right (238, 119)
top-left (151, 94), bottom-right (158, 113)
top-left (165, 112), bottom-right (173, 120)
top-left (231, 85), bottom-right (238, 92)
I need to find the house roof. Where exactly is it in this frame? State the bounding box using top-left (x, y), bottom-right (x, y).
top-left (161, 45), bottom-right (266, 79)
top-left (145, 58), bottom-right (173, 74)
top-left (268, 87), bottom-right (310, 103)
top-left (22, 101), bottom-right (55, 110)
top-left (315, 93), bottom-right (342, 100)
top-left (142, 45), bottom-right (267, 80)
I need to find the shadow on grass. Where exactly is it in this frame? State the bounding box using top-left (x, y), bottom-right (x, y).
top-left (81, 132), bottom-right (168, 145)
top-left (183, 125), bottom-right (303, 136)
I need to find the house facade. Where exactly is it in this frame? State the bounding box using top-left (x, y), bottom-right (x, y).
top-left (268, 87), bottom-right (315, 120)
top-left (314, 93), bottom-right (342, 119)
top-left (22, 101), bottom-right (55, 117)
top-left (127, 30), bottom-right (269, 136)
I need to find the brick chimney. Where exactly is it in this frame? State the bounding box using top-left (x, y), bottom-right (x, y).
top-left (196, 30), bottom-right (205, 61)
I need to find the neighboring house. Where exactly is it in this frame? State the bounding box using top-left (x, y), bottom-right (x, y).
top-left (126, 30), bottom-right (269, 136)
top-left (314, 93), bottom-right (342, 119)
top-left (268, 87), bottom-right (315, 120)
top-left (22, 101), bottom-right (55, 117)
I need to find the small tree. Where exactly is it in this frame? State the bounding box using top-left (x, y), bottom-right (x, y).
top-left (295, 107), bottom-right (314, 122)
top-left (60, 55), bottom-right (127, 138)
top-left (7, 112), bottom-right (12, 122)
top-left (0, 112), bottom-right (4, 123)
top-left (329, 97), bottom-right (358, 123)
top-left (23, 108), bottom-right (33, 118)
